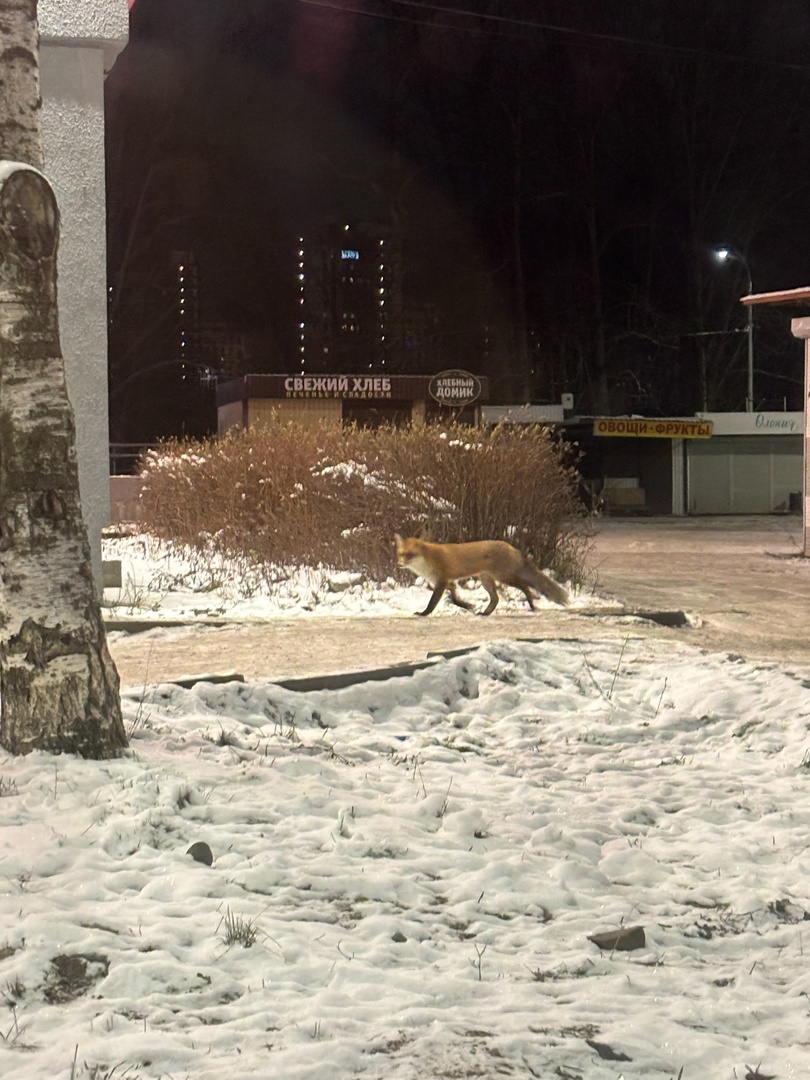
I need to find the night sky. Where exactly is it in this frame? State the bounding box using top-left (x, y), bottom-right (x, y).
top-left (105, 0), bottom-right (810, 441)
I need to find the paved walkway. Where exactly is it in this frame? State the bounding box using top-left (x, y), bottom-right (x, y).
top-left (586, 514), bottom-right (809, 669)
top-left (107, 516), bottom-right (810, 689)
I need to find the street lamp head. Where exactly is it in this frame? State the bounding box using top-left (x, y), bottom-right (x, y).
top-left (713, 245), bottom-right (751, 288)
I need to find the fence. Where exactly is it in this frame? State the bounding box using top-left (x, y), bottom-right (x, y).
top-left (109, 443), bottom-right (155, 476)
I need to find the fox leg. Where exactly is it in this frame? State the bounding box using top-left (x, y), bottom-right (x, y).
top-left (417, 581), bottom-right (447, 616)
top-left (513, 575), bottom-right (537, 611)
top-left (478, 573), bottom-right (500, 616)
top-left (447, 584), bottom-right (475, 611)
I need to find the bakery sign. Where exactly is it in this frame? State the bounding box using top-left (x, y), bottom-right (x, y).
top-left (428, 369), bottom-right (482, 407)
top-left (282, 375), bottom-right (393, 399)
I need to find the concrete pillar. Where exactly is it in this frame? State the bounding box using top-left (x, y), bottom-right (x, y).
top-left (39, 1), bottom-right (129, 591)
top-left (790, 317), bottom-right (810, 556)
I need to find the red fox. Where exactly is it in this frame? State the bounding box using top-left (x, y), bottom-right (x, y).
top-left (395, 534), bottom-right (568, 616)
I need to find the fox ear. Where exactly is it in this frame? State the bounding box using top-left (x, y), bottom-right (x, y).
top-left (394, 533), bottom-right (402, 545)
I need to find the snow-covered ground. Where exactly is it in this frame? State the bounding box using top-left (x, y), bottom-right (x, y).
top-left (99, 532), bottom-right (605, 622)
top-left (1, 535), bottom-right (809, 1079)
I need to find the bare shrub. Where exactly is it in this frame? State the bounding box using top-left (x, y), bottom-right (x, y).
top-left (137, 420), bottom-right (590, 586)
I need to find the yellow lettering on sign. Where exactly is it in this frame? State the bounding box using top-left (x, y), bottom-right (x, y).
top-left (593, 419), bottom-right (713, 439)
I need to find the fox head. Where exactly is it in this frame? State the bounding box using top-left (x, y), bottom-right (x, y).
top-left (394, 533), bottom-right (424, 570)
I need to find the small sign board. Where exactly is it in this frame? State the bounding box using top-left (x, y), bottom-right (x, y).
top-left (593, 418), bottom-right (713, 439)
top-left (428, 369), bottom-right (482, 407)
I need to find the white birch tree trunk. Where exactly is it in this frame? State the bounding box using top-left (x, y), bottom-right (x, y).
top-left (0, 0), bottom-right (126, 757)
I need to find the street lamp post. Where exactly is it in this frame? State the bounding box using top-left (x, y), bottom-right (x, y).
top-left (715, 247), bottom-right (754, 412)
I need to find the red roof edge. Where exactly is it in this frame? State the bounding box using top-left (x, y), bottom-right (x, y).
top-left (742, 286), bottom-right (810, 306)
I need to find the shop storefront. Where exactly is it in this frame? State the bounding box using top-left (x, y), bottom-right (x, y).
top-left (687, 412), bottom-right (803, 514)
top-left (216, 371), bottom-right (488, 432)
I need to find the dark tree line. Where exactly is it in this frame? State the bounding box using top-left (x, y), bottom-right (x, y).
top-left (106, 0), bottom-right (810, 440)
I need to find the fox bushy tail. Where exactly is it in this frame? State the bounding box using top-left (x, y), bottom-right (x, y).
top-left (529, 566), bottom-right (569, 606)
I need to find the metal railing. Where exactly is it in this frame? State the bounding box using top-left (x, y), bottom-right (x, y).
top-left (109, 443), bottom-right (156, 476)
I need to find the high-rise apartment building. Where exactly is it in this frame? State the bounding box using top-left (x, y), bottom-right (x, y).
top-left (296, 222), bottom-right (406, 374)
top-left (173, 249), bottom-right (200, 383)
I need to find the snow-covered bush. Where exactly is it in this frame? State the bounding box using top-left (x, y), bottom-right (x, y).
top-left (137, 421), bottom-right (589, 584)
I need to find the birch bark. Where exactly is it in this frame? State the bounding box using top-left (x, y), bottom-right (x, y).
top-left (0, 0), bottom-right (126, 756)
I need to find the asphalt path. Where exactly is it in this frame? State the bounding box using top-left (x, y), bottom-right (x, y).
top-left (108, 515), bottom-right (810, 690)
